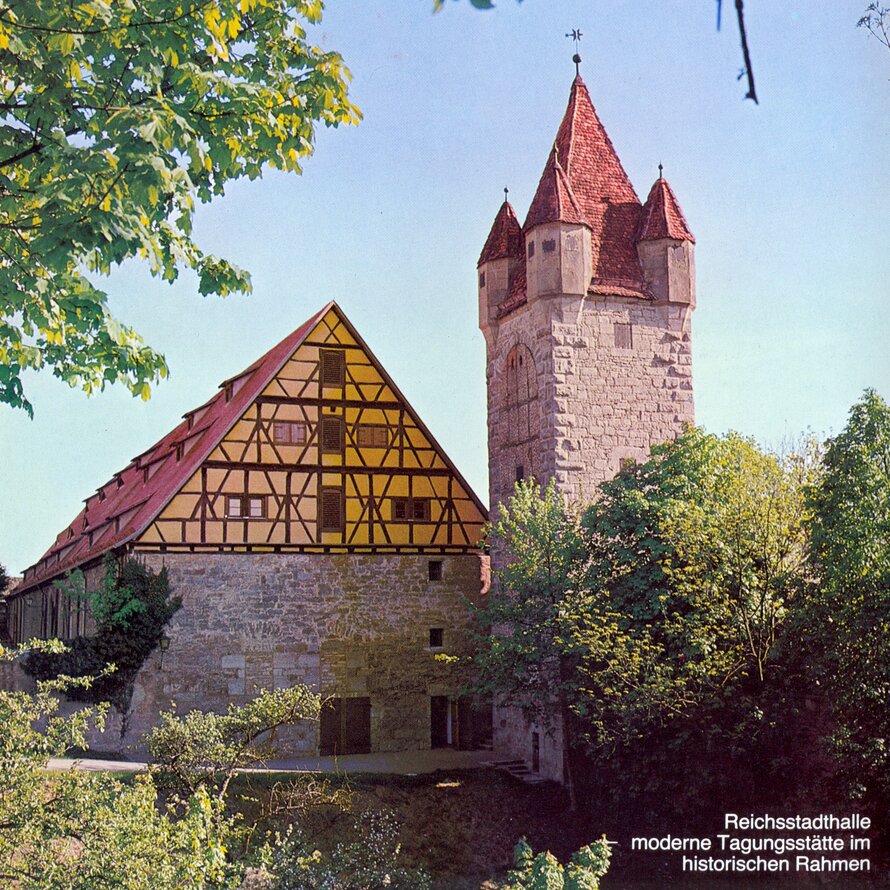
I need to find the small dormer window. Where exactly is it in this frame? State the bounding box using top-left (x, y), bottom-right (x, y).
top-left (543, 239), bottom-right (556, 253)
top-left (527, 240), bottom-right (535, 259)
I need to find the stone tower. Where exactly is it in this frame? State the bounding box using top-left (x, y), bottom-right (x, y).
top-left (477, 74), bottom-right (696, 782)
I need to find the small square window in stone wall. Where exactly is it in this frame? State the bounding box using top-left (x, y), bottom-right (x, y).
top-left (429, 627), bottom-right (444, 648)
top-left (542, 239), bottom-right (556, 253)
top-left (479, 271), bottom-right (486, 287)
top-left (614, 323), bottom-right (633, 349)
top-left (527, 240), bottom-right (535, 258)
top-left (428, 560), bottom-right (443, 581)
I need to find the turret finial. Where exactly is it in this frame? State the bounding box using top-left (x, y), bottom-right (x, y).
top-left (566, 29), bottom-right (583, 76)
top-left (504, 186), bottom-right (509, 203)
top-left (658, 162), bottom-right (664, 179)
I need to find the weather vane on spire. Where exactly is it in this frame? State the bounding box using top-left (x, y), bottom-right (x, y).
top-left (566, 29), bottom-right (583, 75)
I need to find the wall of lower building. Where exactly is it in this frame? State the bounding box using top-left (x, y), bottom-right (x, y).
top-left (111, 550), bottom-right (487, 753)
top-left (493, 703), bottom-right (564, 784)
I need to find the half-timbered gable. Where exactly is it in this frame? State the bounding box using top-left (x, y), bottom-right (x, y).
top-left (135, 303), bottom-right (485, 555)
top-left (9, 303), bottom-right (490, 757)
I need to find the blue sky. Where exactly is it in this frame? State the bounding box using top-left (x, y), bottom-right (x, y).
top-left (2, 1), bottom-right (888, 574)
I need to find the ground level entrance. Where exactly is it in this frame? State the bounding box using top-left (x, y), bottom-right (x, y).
top-left (319, 696), bottom-right (371, 755)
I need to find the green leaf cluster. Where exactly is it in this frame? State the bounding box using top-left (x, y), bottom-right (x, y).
top-left (798, 389), bottom-right (890, 805)
top-left (23, 556), bottom-right (181, 709)
top-left (148, 685), bottom-right (320, 803)
top-left (503, 837), bottom-right (611, 890)
top-left (0, 644), bottom-right (244, 888)
top-left (0, 0), bottom-right (360, 413)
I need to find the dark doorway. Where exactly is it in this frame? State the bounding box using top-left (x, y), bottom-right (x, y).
top-left (430, 695), bottom-right (450, 748)
top-left (319, 697), bottom-right (371, 755)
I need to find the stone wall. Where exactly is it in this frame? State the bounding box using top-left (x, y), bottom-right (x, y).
top-left (486, 292), bottom-right (694, 513)
top-left (483, 290), bottom-right (694, 781)
top-left (1, 552), bottom-right (489, 758)
top-left (106, 551), bottom-right (489, 754)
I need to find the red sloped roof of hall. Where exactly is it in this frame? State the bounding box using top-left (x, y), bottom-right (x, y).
top-left (638, 177), bottom-right (695, 243)
top-left (18, 304), bottom-right (332, 593)
top-left (478, 200), bottom-right (523, 265)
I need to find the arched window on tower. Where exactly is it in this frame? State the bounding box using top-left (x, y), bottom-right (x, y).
top-left (503, 344), bottom-right (539, 451)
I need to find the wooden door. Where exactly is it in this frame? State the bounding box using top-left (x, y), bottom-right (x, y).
top-left (319, 697), bottom-right (371, 755)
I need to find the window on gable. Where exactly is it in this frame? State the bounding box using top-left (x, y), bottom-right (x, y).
top-left (614, 322), bottom-right (633, 349)
top-left (321, 416), bottom-right (344, 454)
top-left (273, 421), bottom-right (307, 445)
top-left (391, 497), bottom-right (430, 522)
top-left (319, 487), bottom-right (345, 533)
top-left (225, 495), bottom-right (266, 519)
top-left (320, 349), bottom-right (345, 387)
top-left (356, 424), bottom-right (389, 448)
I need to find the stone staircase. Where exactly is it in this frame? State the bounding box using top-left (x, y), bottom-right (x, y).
top-left (483, 757), bottom-right (548, 785)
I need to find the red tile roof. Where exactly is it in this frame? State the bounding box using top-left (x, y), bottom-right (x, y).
top-left (524, 150), bottom-right (588, 230)
top-left (478, 200), bottom-right (523, 265)
top-left (501, 74), bottom-right (687, 315)
top-left (496, 255), bottom-right (528, 318)
top-left (638, 177), bottom-right (695, 243)
top-left (18, 304), bottom-right (332, 593)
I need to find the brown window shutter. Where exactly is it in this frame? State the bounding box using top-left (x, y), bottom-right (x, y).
top-left (320, 349), bottom-right (345, 387)
top-left (321, 416), bottom-right (344, 454)
top-left (320, 487), bottom-right (344, 532)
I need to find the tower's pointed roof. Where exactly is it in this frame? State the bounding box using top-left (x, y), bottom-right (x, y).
top-left (519, 74), bottom-right (647, 296)
top-left (552, 74), bottom-right (640, 215)
top-left (638, 177), bottom-right (695, 243)
top-left (478, 200), bottom-right (523, 266)
top-left (524, 150), bottom-right (588, 231)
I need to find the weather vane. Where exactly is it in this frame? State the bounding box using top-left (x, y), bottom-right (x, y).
top-left (566, 29), bottom-right (583, 75)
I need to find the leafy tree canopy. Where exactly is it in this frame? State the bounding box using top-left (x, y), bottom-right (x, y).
top-left (800, 389), bottom-right (890, 803)
top-left (0, 0), bottom-right (359, 414)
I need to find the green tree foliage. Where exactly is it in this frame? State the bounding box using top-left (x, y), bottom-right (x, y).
top-left (0, 645), bottom-right (243, 888)
top-left (503, 837), bottom-right (611, 890)
top-left (577, 429), bottom-right (812, 755)
top-left (801, 389), bottom-right (890, 804)
top-left (23, 557), bottom-right (181, 709)
top-left (0, 562), bottom-right (9, 593)
top-left (0, 0), bottom-right (359, 414)
top-left (266, 810), bottom-right (432, 890)
top-left (148, 685), bottom-right (320, 804)
top-left (0, 646), bottom-right (426, 888)
top-left (473, 478), bottom-right (586, 804)
top-left (477, 431), bottom-right (814, 807)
